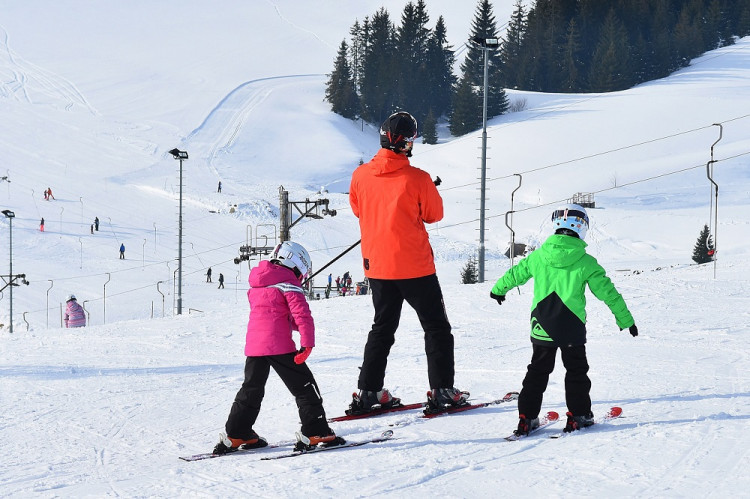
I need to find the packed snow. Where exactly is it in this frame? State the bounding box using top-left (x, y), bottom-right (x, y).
top-left (1, 1), bottom-right (749, 497)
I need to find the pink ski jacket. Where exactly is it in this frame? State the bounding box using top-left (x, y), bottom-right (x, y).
top-left (64, 300), bottom-right (86, 328)
top-left (244, 260), bottom-right (315, 357)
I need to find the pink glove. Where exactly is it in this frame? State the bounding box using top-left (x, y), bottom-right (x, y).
top-left (294, 347), bottom-right (312, 364)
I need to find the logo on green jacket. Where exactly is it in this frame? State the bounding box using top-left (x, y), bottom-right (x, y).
top-left (530, 317), bottom-right (552, 341)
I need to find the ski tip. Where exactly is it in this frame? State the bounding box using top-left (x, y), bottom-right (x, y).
top-left (546, 411), bottom-right (560, 422)
top-left (609, 406), bottom-right (623, 418)
top-left (381, 429), bottom-right (394, 438)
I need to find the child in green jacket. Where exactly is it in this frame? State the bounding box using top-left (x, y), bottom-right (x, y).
top-left (490, 204), bottom-right (638, 435)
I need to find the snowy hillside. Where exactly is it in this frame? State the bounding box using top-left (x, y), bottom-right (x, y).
top-left (1, 1), bottom-right (749, 497)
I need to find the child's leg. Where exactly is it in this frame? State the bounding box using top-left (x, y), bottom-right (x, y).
top-left (271, 353), bottom-right (331, 436)
top-left (225, 357), bottom-right (270, 439)
top-left (518, 343), bottom-right (557, 419)
top-left (560, 345), bottom-right (592, 416)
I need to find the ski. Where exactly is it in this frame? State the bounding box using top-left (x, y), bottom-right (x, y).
top-left (179, 440), bottom-right (288, 462)
top-left (422, 391), bottom-right (520, 419)
top-left (328, 401), bottom-right (425, 422)
top-left (504, 411), bottom-right (561, 441)
top-left (550, 406), bottom-right (623, 439)
top-left (259, 430), bottom-right (395, 460)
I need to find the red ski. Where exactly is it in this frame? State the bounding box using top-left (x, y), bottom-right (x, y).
top-left (422, 391), bottom-right (520, 419)
top-left (550, 406), bottom-right (623, 438)
top-left (328, 400), bottom-right (425, 422)
top-left (504, 411), bottom-right (560, 441)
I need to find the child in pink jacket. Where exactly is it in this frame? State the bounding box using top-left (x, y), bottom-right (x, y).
top-left (213, 241), bottom-right (344, 454)
top-left (64, 295), bottom-right (86, 328)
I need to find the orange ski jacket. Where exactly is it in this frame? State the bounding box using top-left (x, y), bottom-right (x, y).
top-left (349, 148), bottom-right (443, 279)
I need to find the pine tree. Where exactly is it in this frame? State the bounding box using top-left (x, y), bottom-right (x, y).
top-left (395, 1), bottom-right (430, 120)
top-left (360, 8), bottom-right (397, 123)
top-left (461, 255), bottom-right (478, 284)
top-left (561, 18), bottom-right (582, 91)
top-left (449, 75), bottom-right (482, 136)
top-left (421, 110), bottom-right (438, 144)
top-left (349, 20), bottom-right (364, 94)
top-left (587, 9), bottom-right (632, 92)
top-left (692, 224), bottom-right (715, 264)
top-left (500, 0), bottom-right (527, 90)
top-left (425, 15), bottom-right (456, 118)
top-left (325, 40), bottom-right (360, 119)
top-left (461, 0), bottom-right (508, 118)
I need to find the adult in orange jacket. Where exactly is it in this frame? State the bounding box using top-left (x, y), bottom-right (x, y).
top-left (347, 111), bottom-right (468, 415)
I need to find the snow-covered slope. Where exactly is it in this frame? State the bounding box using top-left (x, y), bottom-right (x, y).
top-left (1, 1), bottom-right (748, 496)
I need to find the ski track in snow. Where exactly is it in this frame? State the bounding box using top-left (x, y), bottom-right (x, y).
top-left (184, 74), bottom-right (323, 190)
top-left (0, 24), bottom-right (98, 114)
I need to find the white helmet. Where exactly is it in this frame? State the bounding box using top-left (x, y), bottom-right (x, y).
top-left (271, 241), bottom-right (312, 280)
top-left (551, 204), bottom-right (589, 240)
top-left (66, 294), bottom-right (76, 302)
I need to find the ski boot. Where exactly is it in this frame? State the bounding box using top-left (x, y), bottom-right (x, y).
top-left (424, 387), bottom-right (470, 414)
top-left (212, 430), bottom-right (267, 455)
top-left (513, 414), bottom-right (540, 436)
top-left (294, 430), bottom-right (346, 452)
top-left (346, 388), bottom-right (401, 415)
top-left (563, 411), bottom-right (595, 433)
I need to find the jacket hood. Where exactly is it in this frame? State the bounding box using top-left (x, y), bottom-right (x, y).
top-left (249, 260), bottom-right (299, 287)
top-left (539, 234), bottom-right (588, 268)
top-left (367, 148), bottom-right (410, 176)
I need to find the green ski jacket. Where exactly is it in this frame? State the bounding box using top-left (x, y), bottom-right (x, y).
top-left (491, 234), bottom-right (634, 346)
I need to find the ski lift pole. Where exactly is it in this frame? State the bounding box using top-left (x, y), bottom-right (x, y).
top-left (706, 123), bottom-right (722, 279)
top-left (508, 174), bottom-right (522, 265)
top-left (504, 210), bottom-right (521, 296)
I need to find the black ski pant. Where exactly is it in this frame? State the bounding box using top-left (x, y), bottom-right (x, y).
top-left (358, 274), bottom-right (455, 391)
top-left (517, 343), bottom-right (591, 419)
top-left (225, 353), bottom-right (331, 439)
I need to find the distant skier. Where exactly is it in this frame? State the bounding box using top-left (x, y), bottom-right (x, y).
top-left (206, 267), bottom-right (213, 283)
top-left (119, 243), bottom-right (125, 259)
top-left (218, 273), bottom-right (224, 289)
top-left (212, 241), bottom-right (343, 455)
top-left (40, 217), bottom-right (44, 232)
top-left (94, 217), bottom-right (99, 231)
top-left (217, 181), bottom-right (222, 193)
top-left (46, 187), bottom-right (55, 200)
top-left (490, 204), bottom-right (638, 436)
top-left (64, 294), bottom-right (86, 328)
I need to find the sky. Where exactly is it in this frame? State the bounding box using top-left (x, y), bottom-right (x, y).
top-left (1, 1), bottom-right (749, 497)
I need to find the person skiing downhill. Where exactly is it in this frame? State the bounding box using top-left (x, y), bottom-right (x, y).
top-left (490, 204), bottom-right (638, 435)
top-left (347, 111), bottom-right (468, 415)
top-left (213, 241), bottom-right (344, 454)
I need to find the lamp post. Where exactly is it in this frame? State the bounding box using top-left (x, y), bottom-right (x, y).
top-left (2, 209), bottom-right (15, 333)
top-left (168, 148), bottom-right (188, 315)
top-left (471, 36), bottom-right (500, 283)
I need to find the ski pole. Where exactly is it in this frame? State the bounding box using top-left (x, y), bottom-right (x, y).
top-left (302, 239), bottom-right (361, 286)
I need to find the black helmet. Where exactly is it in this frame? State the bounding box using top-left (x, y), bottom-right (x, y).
top-left (380, 112), bottom-right (418, 156)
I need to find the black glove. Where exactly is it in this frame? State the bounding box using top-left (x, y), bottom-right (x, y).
top-left (629, 325), bottom-right (638, 337)
top-left (490, 292), bottom-right (506, 305)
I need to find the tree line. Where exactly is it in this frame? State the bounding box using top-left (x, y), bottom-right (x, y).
top-left (325, 0), bottom-right (750, 139)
